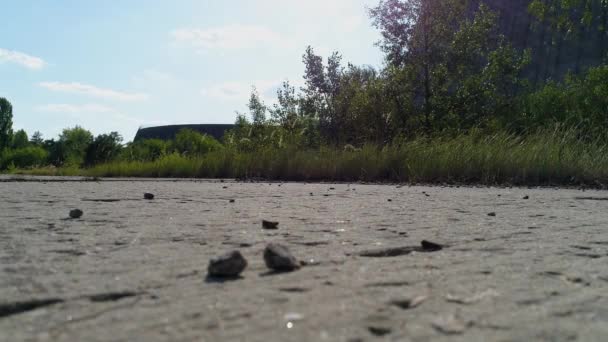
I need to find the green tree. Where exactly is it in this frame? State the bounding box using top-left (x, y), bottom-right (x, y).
top-left (370, 1), bottom-right (528, 132)
top-left (12, 129), bottom-right (29, 149)
top-left (0, 98), bottom-right (13, 151)
top-left (58, 126), bottom-right (94, 166)
top-left (270, 80), bottom-right (300, 131)
top-left (30, 131), bottom-right (43, 146)
top-left (84, 132), bottom-right (123, 166)
top-left (249, 87), bottom-right (267, 126)
top-left (301, 46), bottom-right (344, 143)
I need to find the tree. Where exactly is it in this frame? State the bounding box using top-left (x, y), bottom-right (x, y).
top-left (58, 126), bottom-right (93, 166)
top-left (0, 97), bottom-right (13, 151)
top-left (370, 0), bottom-right (468, 132)
top-left (84, 132), bottom-right (123, 166)
top-left (270, 80), bottom-right (300, 131)
top-left (12, 129), bottom-right (29, 149)
top-left (369, 1), bottom-right (528, 132)
top-left (30, 131), bottom-right (43, 146)
top-left (301, 46), bottom-right (344, 143)
top-left (248, 87), bottom-right (267, 126)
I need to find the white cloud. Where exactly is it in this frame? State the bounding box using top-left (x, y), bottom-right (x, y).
top-left (171, 25), bottom-right (289, 51)
top-left (36, 103), bottom-right (118, 114)
top-left (201, 80), bottom-right (286, 103)
top-left (36, 103), bottom-right (147, 126)
top-left (0, 48), bottom-right (46, 70)
top-left (255, 0), bottom-right (368, 33)
top-left (39, 82), bottom-right (149, 102)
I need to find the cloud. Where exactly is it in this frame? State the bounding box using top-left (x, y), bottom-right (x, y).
top-left (201, 80), bottom-right (286, 103)
top-left (0, 48), bottom-right (46, 70)
top-left (39, 82), bottom-right (149, 102)
top-left (171, 25), bottom-right (289, 51)
top-left (255, 0), bottom-right (367, 33)
top-left (36, 103), bottom-right (118, 114)
top-left (36, 103), bottom-right (147, 126)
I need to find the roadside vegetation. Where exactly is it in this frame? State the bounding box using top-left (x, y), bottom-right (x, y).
top-left (2, 1), bottom-right (608, 187)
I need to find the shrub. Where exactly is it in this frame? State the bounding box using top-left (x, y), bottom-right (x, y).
top-left (1, 147), bottom-right (49, 169)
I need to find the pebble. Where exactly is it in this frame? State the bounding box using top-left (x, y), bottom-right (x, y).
top-left (421, 240), bottom-right (443, 251)
top-left (262, 220), bottom-right (279, 229)
top-left (390, 295), bottom-right (428, 310)
top-left (229, 199), bottom-right (235, 203)
top-left (487, 212), bottom-right (496, 217)
top-left (432, 314), bottom-right (469, 335)
top-left (523, 195), bottom-right (529, 199)
top-left (264, 243), bottom-right (299, 271)
top-left (207, 250), bottom-right (248, 277)
top-left (69, 209), bottom-right (83, 219)
top-left (144, 193), bottom-right (155, 200)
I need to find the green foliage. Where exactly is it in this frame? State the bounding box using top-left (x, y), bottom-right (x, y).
top-left (0, 97), bottom-right (13, 151)
top-left (173, 129), bottom-right (223, 156)
top-left (84, 132), bottom-right (123, 166)
top-left (21, 128), bottom-right (607, 187)
top-left (520, 64), bottom-right (608, 135)
top-left (12, 129), bottom-right (29, 149)
top-left (30, 131), bottom-right (43, 146)
top-left (57, 126), bottom-right (94, 166)
top-left (528, 0), bottom-right (608, 35)
top-left (371, 1), bottom-right (529, 133)
top-left (1, 146), bottom-right (48, 169)
top-left (121, 139), bottom-right (169, 162)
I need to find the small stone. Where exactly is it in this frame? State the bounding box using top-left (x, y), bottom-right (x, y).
top-left (144, 193), bottom-right (154, 200)
top-left (264, 243), bottom-right (299, 271)
top-left (432, 314), bottom-right (469, 335)
top-left (229, 199), bottom-right (235, 203)
top-left (69, 209), bottom-right (83, 219)
top-left (390, 295), bottom-right (428, 310)
top-left (207, 250), bottom-right (248, 278)
top-left (487, 212), bottom-right (496, 217)
top-left (387, 199), bottom-right (392, 202)
top-left (421, 240), bottom-right (443, 251)
top-left (262, 220), bottom-right (279, 229)
top-left (523, 195), bottom-right (529, 199)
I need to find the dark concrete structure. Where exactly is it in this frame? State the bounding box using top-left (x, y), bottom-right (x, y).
top-left (134, 124), bottom-right (234, 142)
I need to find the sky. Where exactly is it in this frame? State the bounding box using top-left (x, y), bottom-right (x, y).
top-left (0, 0), bottom-right (384, 142)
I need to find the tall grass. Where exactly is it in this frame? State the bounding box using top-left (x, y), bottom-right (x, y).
top-left (15, 129), bottom-right (608, 187)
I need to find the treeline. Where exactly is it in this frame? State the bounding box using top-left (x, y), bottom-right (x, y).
top-left (0, 112), bottom-right (223, 170)
top-left (226, 0), bottom-right (608, 150)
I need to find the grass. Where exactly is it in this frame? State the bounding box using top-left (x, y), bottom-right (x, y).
top-left (11, 129), bottom-right (608, 187)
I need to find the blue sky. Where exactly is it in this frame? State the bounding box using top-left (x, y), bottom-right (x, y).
top-left (1, 0), bottom-right (383, 142)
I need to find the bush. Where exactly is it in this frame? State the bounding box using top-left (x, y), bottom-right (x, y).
top-left (1, 147), bottom-right (49, 169)
top-left (120, 139), bottom-right (169, 162)
top-left (84, 132), bottom-right (123, 166)
top-left (173, 129), bottom-right (223, 156)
